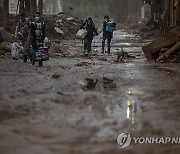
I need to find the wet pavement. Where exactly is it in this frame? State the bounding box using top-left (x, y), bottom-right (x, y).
top-left (0, 30), bottom-right (180, 154)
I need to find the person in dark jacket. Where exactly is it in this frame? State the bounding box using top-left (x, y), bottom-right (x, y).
top-left (15, 13), bottom-right (30, 62)
top-left (80, 17), bottom-right (98, 57)
top-left (102, 15), bottom-right (115, 54)
top-left (31, 12), bottom-right (45, 50)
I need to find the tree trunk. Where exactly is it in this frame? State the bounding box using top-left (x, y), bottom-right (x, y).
top-left (142, 28), bottom-right (180, 60)
top-left (38, 0), bottom-right (43, 14)
top-left (157, 41), bottom-right (180, 62)
top-left (31, 0), bottom-right (37, 13)
top-left (19, 0), bottom-right (25, 14)
top-left (151, 37), bottom-right (178, 54)
top-left (3, 0), bottom-right (9, 27)
top-left (25, 0), bottom-right (31, 13)
top-left (177, 0), bottom-right (180, 21)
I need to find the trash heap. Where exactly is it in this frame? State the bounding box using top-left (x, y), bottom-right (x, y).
top-left (143, 28), bottom-right (180, 63)
top-left (45, 12), bottom-right (83, 40)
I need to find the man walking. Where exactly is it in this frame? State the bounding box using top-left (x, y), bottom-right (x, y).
top-left (31, 12), bottom-right (46, 50)
top-left (102, 15), bottom-right (115, 54)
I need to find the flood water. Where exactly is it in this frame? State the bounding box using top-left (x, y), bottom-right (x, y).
top-left (0, 30), bottom-right (180, 154)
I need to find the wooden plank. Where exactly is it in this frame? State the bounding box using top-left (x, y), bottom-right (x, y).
top-left (142, 28), bottom-right (180, 60)
top-left (157, 41), bottom-right (180, 62)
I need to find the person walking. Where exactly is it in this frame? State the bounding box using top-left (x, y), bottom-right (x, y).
top-left (31, 12), bottom-right (46, 50)
top-left (80, 17), bottom-right (98, 57)
top-left (102, 15), bottom-right (116, 55)
top-left (15, 13), bottom-right (30, 62)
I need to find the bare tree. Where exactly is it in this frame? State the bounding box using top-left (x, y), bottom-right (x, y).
top-left (108, 0), bottom-right (128, 22)
top-left (19, 0), bottom-right (25, 14)
top-left (31, 0), bottom-right (37, 13)
top-left (177, 1), bottom-right (180, 22)
top-left (38, 0), bottom-right (43, 14)
top-left (4, 0), bottom-right (9, 27)
top-left (25, 0), bottom-right (31, 13)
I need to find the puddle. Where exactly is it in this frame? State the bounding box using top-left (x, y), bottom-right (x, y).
top-left (103, 77), bottom-right (117, 91)
top-left (82, 77), bottom-right (117, 91)
top-left (83, 78), bottom-right (98, 90)
top-left (105, 88), bottom-right (143, 125)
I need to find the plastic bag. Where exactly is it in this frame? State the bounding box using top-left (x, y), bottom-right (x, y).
top-left (76, 29), bottom-right (87, 39)
top-left (11, 42), bottom-right (24, 59)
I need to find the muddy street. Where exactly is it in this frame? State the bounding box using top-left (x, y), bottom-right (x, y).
top-left (0, 30), bottom-right (180, 154)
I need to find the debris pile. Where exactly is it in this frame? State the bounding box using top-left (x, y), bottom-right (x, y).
top-left (45, 13), bottom-right (83, 40)
top-left (0, 12), bottom-right (83, 58)
top-left (143, 28), bottom-right (180, 63)
top-left (139, 25), bottom-right (160, 39)
top-left (0, 27), bottom-right (12, 58)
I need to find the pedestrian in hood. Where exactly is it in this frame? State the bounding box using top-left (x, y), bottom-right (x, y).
top-left (80, 17), bottom-right (98, 57)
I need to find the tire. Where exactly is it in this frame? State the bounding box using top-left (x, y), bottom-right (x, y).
top-left (39, 61), bottom-right (43, 67)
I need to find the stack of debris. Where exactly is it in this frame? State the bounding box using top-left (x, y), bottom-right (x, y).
top-left (143, 28), bottom-right (180, 63)
top-left (0, 11), bottom-right (83, 41)
top-left (45, 12), bottom-right (83, 40)
top-left (0, 12), bottom-right (83, 59)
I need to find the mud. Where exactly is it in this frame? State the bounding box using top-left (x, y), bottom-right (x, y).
top-left (0, 30), bottom-right (180, 154)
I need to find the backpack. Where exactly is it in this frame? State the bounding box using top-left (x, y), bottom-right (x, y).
top-left (34, 22), bottom-right (44, 40)
top-left (105, 21), bottom-right (116, 33)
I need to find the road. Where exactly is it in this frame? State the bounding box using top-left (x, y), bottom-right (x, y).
top-left (0, 30), bottom-right (180, 154)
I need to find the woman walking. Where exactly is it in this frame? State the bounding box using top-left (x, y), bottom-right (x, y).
top-left (80, 17), bottom-right (98, 57)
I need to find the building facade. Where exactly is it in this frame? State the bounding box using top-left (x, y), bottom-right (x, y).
top-left (143, 0), bottom-right (180, 27)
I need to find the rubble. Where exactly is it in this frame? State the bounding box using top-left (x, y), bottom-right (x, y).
top-left (45, 13), bottom-right (83, 40)
top-left (0, 11), bottom-right (83, 41)
top-left (143, 28), bottom-right (180, 63)
top-left (54, 27), bottom-right (64, 35)
top-left (0, 42), bottom-right (12, 52)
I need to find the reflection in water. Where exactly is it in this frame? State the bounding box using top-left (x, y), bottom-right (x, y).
top-left (126, 94), bottom-right (135, 124)
top-left (82, 77), bottom-right (116, 91)
top-left (126, 88), bottom-right (142, 124)
top-left (127, 63), bottom-right (135, 68)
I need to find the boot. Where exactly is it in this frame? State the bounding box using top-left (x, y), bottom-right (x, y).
top-left (23, 55), bottom-right (27, 63)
